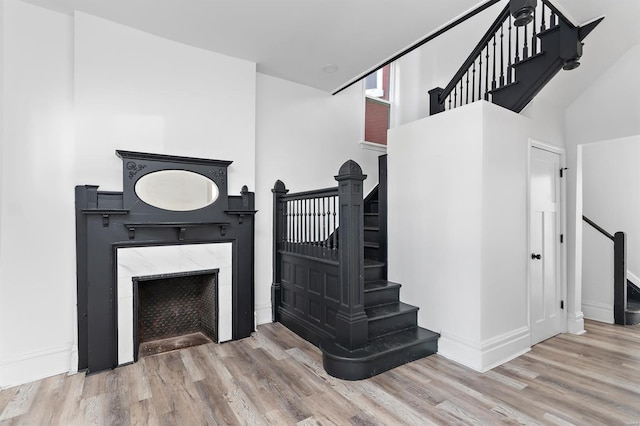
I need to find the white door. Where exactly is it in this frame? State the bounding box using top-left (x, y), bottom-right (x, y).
top-left (529, 146), bottom-right (564, 345)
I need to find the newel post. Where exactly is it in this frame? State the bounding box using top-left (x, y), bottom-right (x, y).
top-left (272, 180), bottom-right (288, 322)
top-left (428, 87), bottom-right (445, 115)
top-left (614, 231), bottom-right (627, 325)
top-left (334, 160), bottom-right (368, 350)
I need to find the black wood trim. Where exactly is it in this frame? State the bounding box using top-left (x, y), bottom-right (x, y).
top-left (614, 232), bottom-right (628, 325)
top-left (583, 215), bottom-right (614, 241)
top-left (116, 150), bottom-right (233, 167)
top-left (332, 0), bottom-right (502, 96)
top-left (377, 155), bottom-right (388, 267)
top-left (281, 187), bottom-right (338, 201)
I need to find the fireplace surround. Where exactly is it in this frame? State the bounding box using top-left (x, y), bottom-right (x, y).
top-left (75, 150), bottom-right (256, 373)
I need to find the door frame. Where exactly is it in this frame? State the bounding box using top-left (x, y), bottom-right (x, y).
top-left (527, 139), bottom-right (568, 343)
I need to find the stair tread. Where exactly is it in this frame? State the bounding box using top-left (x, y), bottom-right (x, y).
top-left (364, 213), bottom-right (379, 216)
top-left (366, 302), bottom-right (418, 319)
top-left (364, 259), bottom-right (385, 268)
top-left (626, 300), bottom-right (640, 313)
top-left (364, 226), bottom-right (379, 231)
top-left (364, 280), bottom-right (401, 292)
top-left (321, 327), bottom-right (439, 360)
top-left (364, 241), bottom-right (380, 248)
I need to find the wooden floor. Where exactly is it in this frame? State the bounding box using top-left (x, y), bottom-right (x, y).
top-left (1, 320), bottom-right (640, 425)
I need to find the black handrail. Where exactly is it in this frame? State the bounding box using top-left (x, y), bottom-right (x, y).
top-left (583, 215), bottom-right (614, 241)
top-left (438, 4), bottom-right (511, 103)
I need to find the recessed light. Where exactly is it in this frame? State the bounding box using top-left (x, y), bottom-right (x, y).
top-left (322, 64), bottom-right (339, 73)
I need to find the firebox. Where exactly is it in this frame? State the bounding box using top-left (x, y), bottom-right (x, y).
top-left (133, 269), bottom-right (218, 360)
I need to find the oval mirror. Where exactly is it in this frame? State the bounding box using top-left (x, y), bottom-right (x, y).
top-left (135, 170), bottom-right (219, 211)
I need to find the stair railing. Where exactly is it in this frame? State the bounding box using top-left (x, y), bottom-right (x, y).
top-left (583, 216), bottom-right (628, 325)
top-left (429, 0), bottom-right (563, 115)
top-left (272, 160), bottom-right (368, 350)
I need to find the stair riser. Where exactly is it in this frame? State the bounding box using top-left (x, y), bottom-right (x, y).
top-left (625, 311), bottom-right (640, 326)
top-left (364, 287), bottom-right (400, 308)
top-left (364, 266), bottom-right (385, 282)
top-left (369, 311), bottom-right (417, 339)
top-left (364, 215), bottom-right (379, 227)
top-left (366, 202), bottom-right (379, 214)
top-left (364, 229), bottom-right (379, 242)
top-left (364, 246), bottom-right (379, 260)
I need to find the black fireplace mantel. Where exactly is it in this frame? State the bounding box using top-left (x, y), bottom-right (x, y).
top-left (75, 150), bottom-right (256, 374)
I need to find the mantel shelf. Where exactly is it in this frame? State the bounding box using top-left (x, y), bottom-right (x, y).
top-left (123, 221), bottom-right (231, 240)
top-left (81, 209), bottom-right (130, 226)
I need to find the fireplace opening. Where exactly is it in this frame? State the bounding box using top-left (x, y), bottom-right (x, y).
top-left (133, 269), bottom-right (218, 360)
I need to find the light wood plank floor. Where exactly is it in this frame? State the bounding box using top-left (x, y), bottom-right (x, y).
top-left (1, 320), bottom-right (640, 425)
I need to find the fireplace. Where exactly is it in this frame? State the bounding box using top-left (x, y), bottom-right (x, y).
top-left (76, 151), bottom-right (256, 374)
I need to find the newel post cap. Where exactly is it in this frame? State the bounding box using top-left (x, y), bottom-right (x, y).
top-left (272, 180), bottom-right (288, 194)
top-left (335, 160), bottom-right (366, 181)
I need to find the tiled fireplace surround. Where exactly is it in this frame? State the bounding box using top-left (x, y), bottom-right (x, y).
top-left (116, 243), bottom-right (233, 365)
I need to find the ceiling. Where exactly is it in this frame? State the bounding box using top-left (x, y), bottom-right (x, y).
top-left (19, 0), bottom-right (640, 99)
top-left (20, 0), bottom-right (489, 92)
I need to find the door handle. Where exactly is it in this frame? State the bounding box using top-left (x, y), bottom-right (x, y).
top-left (531, 253), bottom-right (542, 260)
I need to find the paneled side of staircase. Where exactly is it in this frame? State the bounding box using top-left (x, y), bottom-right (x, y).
top-left (321, 187), bottom-right (439, 380)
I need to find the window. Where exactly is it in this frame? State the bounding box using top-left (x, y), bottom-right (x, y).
top-left (364, 64), bottom-right (393, 145)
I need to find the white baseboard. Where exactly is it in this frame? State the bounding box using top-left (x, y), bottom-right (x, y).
top-left (438, 326), bottom-right (531, 372)
top-left (0, 343), bottom-right (74, 389)
top-left (628, 271), bottom-right (639, 286)
top-left (582, 300), bottom-right (614, 324)
top-left (255, 302), bottom-right (273, 326)
top-left (567, 311), bottom-right (586, 334)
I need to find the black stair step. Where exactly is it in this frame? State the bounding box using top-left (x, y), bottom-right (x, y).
top-left (321, 326), bottom-right (439, 380)
top-left (366, 200), bottom-right (379, 214)
top-left (366, 302), bottom-right (418, 339)
top-left (364, 213), bottom-right (379, 227)
top-left (626, 300), bottom-right (640, 325)
top-left (364, 280), bottom-right (401, 307)
top-left (364, 259), bottom-right (385, 281)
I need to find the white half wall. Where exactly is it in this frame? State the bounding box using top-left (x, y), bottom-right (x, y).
top-left (387, 101), bottom-right (530, 372)
top-left (254, 73), bottom-right (382, 325)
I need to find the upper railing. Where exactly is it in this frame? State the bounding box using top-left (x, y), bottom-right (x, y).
top-left (278, 186), bottom-right (340, 261)
top-left (583, 215), bottom-right (628, 325)
top-left (430, 0), bottom-right (565, 115)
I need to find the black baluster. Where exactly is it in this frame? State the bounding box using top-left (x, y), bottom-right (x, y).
top-left (472, 62), bottom-right (476, 101)
top-left (532, 8), bottom-right (538, 54)
top-left (448, 95), bottom-right (452, 110)
top-left (322, 197), bottom-right (326, 248)
top-left (484, 44), bottom-right (489, 100)
top-left (312, 198), bottom-right (317, 246)
top-left (541, 2), bottom-right (546, 31)
top-left (523, 23), bottom-right (529, 59)
top-left (515, 22), bottom-right (520, 63)
top-left (492, 34), bottom-right (497, 90)
top-left (500, 23), bottom-right (505, 87)
top-left (465, 70), bottom-right (469, 105)
top-left (453, 86), bottom-right (457, 108)
top-left (508, 15), bottom-right (513, 83)
top-left (551, 10), bottom-right (556, 27)
top-left (478, 53), bottom-right (483, 101)
top-left (332, 196), bottom-right (337, 250)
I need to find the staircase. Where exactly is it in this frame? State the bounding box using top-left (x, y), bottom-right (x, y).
top-left (626, 280), bottom-right (640, 325)
top-left (321, 185), bottom-right (439, 381)
top-left (429, 0), bottom-right (603, 115)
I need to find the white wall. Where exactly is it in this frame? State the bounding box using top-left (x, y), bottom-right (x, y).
top-left (254, 73), bottom-right (381, 324)
top-left (74, 12), bottom-right (256, 193)
top-left (581, 136), bottom-right (640, 322)
top-left (566, 44), bottom-right (640, 328)
top-left (387, 101), bottom-right (529, 372)
top-left (0, 2), bottom-right (257, 388)
top-left (0, 0), bottom-right (75, 387)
